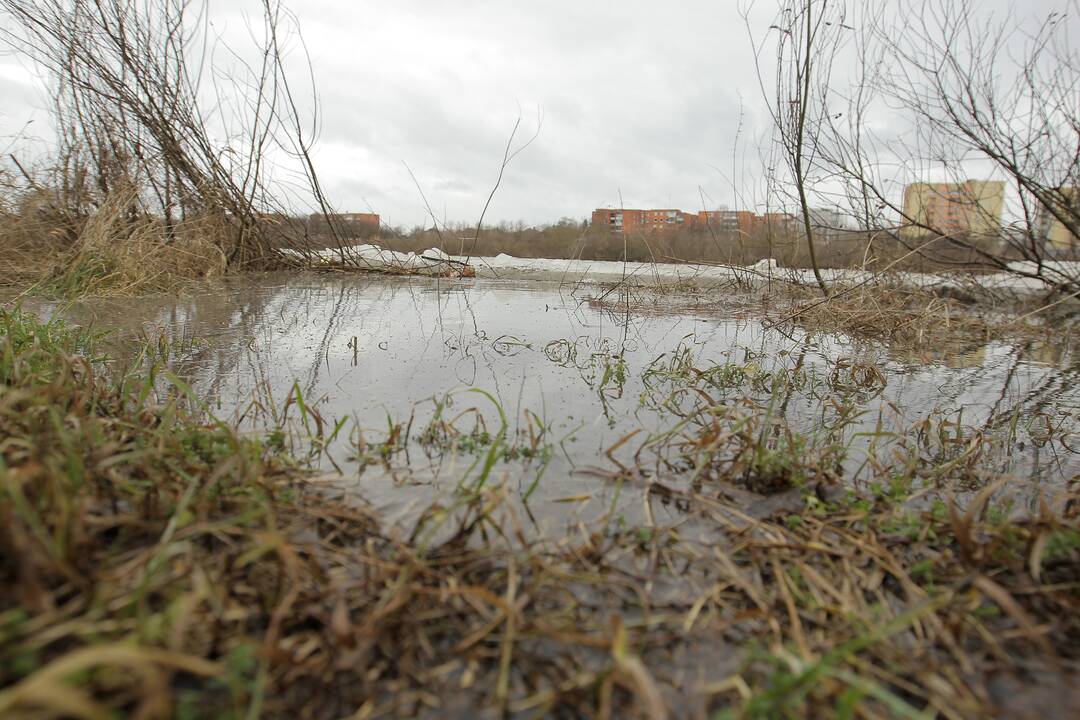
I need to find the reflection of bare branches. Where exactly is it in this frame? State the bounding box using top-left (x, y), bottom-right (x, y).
top-left (983, 345), bottom-right (1024, 432)
top-left (305, 284), bottom-right (349, 394)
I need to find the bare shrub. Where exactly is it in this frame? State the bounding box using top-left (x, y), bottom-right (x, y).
top-left (752, 0), bottom-right (1080, 296)
top-left (0, 0), bottom-right (344, 281)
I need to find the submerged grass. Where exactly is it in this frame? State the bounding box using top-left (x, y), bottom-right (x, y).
top-left (1, 307), bottom-right (1079, 718)
top-left (775, 280), bottom-right (1050, 348)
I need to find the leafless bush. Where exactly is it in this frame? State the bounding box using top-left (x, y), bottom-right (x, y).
top-left (751, 0), bottom-right (838, 294)
top-left (0, 0), bottom-right (345, 273)
top-left (752, 0), bottom-right (1080, 297)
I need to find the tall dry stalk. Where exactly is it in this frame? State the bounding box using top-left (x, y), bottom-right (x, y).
top-left (749, 0), bottom-right (845, 296)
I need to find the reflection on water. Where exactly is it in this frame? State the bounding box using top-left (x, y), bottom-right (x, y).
top-left (24, 272), bottom-right (1080, 524)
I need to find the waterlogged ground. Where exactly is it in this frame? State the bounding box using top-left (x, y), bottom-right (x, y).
top-left (25, 272), bottom-right (1079, 528)
top-left (7, 272), bottom-right (1080, 718)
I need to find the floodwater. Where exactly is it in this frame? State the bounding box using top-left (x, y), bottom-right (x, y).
top-left (22, 272), bottom-right (1080, 528)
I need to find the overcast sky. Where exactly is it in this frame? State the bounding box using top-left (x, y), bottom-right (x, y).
top-left (283, 0), bottom-right (779, 229)
top-left (0, 0), bottom-right (1073, 229)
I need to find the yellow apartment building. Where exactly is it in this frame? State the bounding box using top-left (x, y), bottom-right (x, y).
top-left (1034, 187), bottom-right (1079, 252)
top-left (901, 180), bottom-right (1005, 239)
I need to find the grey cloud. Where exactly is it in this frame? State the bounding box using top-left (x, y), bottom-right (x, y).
top-left (5, 0), bottom-right (1073, 226)
top-left (278, 0), bottom-right (771, 224)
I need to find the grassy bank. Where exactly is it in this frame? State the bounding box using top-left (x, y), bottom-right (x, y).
top-left (0, 189), bottom-right (235, 298)
top-left (1, 307), bottom-right (1078, 719)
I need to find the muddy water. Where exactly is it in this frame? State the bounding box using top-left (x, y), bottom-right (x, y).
top-left (23, 272), bottom-right (1080, 527)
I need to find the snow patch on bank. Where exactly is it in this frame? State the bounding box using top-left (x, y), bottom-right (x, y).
top-left (280, 245), bottom-right (1080, 297)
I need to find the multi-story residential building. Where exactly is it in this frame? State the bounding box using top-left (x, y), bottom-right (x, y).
top-left (901, 180), bottom-right (1004, 239)
top-left (760, 212), bottom-right (799, 235)
top-left (592, 208), bottom-right (627, 233)
top-left (592, 208), bottom-right (692, 234)
top-left (642, 209), bottom-right (686, 229)
top-left (1034, 187), bottom-right (1080, 254)
top-left (592, 207), bottom-right (814, 239)
top-left (697, 210), bottom-right (759, 235)
top-left (805, 207), bottom-right (848, 242)
top-left (307, 212), bottom-right (380, 238)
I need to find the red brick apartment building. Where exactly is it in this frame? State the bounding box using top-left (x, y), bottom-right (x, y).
top-left (307, 212), bottom-right (380, 238)
top-left (697, 210), bottom-right (759, 234)
top-left (591, 208), bottom-right (694, 233)
top-left (592, 208), bottom-right (798, 236)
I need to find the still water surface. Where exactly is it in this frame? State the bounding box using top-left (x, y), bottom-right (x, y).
top-left (26, 272), bottom-right (1079, 525)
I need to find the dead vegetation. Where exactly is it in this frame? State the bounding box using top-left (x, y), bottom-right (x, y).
top-left (0, 0), bottom-right (358, 296)
top-left (583, 275), bottom-right (1059, 354)
top-left (749, 269), bottom-right (1080, 353)
top-left (1, 0), bottom-right (1078, 714)
top-left (1, 187), bottom-right (229, 296)
top-left (776, 283), bottom-right (1007, 346)
top-left (1, 308), bottom-right (1078, 719)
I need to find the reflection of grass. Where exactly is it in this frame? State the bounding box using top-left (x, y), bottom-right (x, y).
top-left (627, 339), bottom-right (1069, 493)
top-left (410, 389), bottom-right (555, 490)
top-left (1, 308), bottom-right (1078, 718)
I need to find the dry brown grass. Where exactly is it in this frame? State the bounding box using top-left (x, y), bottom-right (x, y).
top-left (772, 280), bottom-right (1047, 348)
top-left (0, 188), bottom-right (228, 296)
top-left (0, 185), bottom-right (73, 286)
top-left (581, 275), bottom-right (1049, 355)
